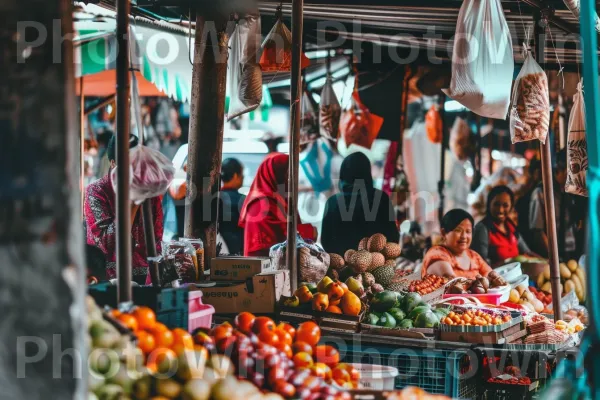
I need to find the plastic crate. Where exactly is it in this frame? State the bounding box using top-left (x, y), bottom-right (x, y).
top-left (89, 284), bottom-right (189, 330)
top-left (188, 290), bottom-right (215, 332)
top-left (339, 344), bottom-right (475, 397)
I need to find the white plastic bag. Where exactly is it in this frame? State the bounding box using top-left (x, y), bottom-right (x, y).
top-left (112, 145), bottom-right (175, 205)
top-left (565, 79), bottom-right (588, 196)
top-left (319, 75), bottom-right (342, 140)
top-left (442, 0), bottom-right (514, 119)
top-left (509, 53), bottom-right (550, 144)
top-left (226, 13), bottom-right (262, 121)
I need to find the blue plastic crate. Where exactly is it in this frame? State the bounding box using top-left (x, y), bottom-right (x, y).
top-left (338, 344), bottom-right (477, 398)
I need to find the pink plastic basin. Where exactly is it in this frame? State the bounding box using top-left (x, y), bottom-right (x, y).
top-left (188, 290), bottom-right (215, 332)
top-left (442, 292), bottom-right (503, 306)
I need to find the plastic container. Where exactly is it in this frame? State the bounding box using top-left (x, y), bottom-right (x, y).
top-left (510, 274), bottom-right (529, 289)
top-left (188, 290), bottom-right (215, 332)
top-left (443, 292), bottom-right (503, 306)
top-left (495, 262), bottom-right (522, 282)
top-left (352, 364), bottom-right (399, 390)
top-left (487, 284), bottom-right (512, 303)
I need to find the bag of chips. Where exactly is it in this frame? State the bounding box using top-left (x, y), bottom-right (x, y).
top-left (509, 52), bottom-right (550, 144)
top-left (319, 75), bottom-right (342, 140)
top-left (565, 79), bottom-right (588, 196)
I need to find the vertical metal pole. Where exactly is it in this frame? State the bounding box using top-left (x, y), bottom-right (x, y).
top-left (80, 77), bottom-right (85, 217)
top-left (398, 67), bottom-right (411, 154)
top-left (116, 0), bottom-right (132, 303)
top-left (142, 201), bottom-right (160, 286)
top-left (580, 0), bottom-right (600, 346)
top-left (437, 94), bottom-right (446, 223)
top-left (287, 0), bottom-right (304, 292)
top-left (534, 13), bottom-right (562, 321)
top-left (185, 10), bottom-right (228, 272)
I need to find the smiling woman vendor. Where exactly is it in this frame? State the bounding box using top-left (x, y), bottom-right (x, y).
top-left (422, 209), bottom-right (492, 279)
top-left (471, 185), bottom-right (535, 267)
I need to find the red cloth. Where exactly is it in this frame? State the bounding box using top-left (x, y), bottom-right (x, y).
top-left (488, 221), bottom-right (519, 261)
top-left (84, 174), bottom-right (163, 283)
top-left (239, 153), bottom-right (315, 256)
top-left (382, 141), bottom-right (398, 195)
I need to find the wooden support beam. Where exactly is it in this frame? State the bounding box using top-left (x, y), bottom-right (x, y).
top-left (184, 10), bottom-right (229, 270)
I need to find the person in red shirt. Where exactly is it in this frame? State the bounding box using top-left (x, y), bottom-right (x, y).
top-left (472, 185), bottom-right (536, 267)
top-left (239, 153), bottom-right (316, 257)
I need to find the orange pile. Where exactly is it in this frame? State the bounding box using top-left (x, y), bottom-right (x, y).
top-left (112, 307), bottom-right (197, 370)
top-left (441, 310), bottom-right (511, 327)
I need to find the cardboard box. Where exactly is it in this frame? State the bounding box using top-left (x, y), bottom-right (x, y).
top-left (210, 256), bottom-right (272, 281)
top-left (196, 271), bottom-right (290, 314)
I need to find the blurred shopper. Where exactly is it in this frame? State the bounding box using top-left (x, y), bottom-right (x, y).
top-left (218, 158), bottom-right (246, 255)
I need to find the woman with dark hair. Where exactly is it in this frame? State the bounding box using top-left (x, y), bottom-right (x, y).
top-left (472, 185), bottom-right (535, 266)
top-left (84, 134), bottom-right (164, 284)
top-left (239, 153), bottom-right (316, 257)
top-left (422, 209), bottom-right (491, 278)
top-left (218, 158), bottom-right (246, 255)
top-left (321, 152), bottom-right (399, 256)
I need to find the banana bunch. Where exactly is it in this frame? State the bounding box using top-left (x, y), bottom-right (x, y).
top-left (537, 260), bottom-right (586, 303)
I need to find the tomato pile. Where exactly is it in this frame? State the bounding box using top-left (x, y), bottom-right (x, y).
top-left (408, 275), bottom-right (449, 295)
top-left (488, 376), bottom-right (531, 385)
top-left (440, 310), bottom-right (511, 327)
top-left (204, 313), bottom-right (358, 399)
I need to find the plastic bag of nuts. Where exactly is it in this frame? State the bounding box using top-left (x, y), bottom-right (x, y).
top-left (509, 52), bottom-right (550, 144)
top-left (162, 240), bottom-right (198, 283)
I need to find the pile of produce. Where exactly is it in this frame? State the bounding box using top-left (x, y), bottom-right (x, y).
top-left (446, 273), bottom-right (507, 295)
top-left (527, 286), bottom-right (553, 313)
top-left (327, 234), bottom-right (402, 293)
top-left (365, 291), bottom-right (448, 329)
top-left (286, 276), bottom-right (363, 316)
top-left (87, 297), bottom-right (279, 400)
top-left (408, 275), bottom-right (449, 295)
top-left (439, 308), bottom-right (512, 327)
top-left (536, 259), bottom-right (586, 303)
top-left (209, 315), bottom-right (358, 398)
top-left (508, 284), bottom-right (553, 313)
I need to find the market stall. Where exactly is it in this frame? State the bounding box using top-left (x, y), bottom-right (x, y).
top-left (85, 0), bottom-right (597, 398)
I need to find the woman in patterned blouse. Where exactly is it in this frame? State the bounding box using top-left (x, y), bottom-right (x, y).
top-left (84, 134), bottom-right (163, 284)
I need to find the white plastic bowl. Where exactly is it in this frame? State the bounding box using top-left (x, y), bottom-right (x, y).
top-left (352, 363), bottom-right (399, 390)
top-left (487, 284), bottom-right (511, 303)
top-left (495, 262), bottom-right (522, 282)
top-left (509, 274), bottom-right (530, 289)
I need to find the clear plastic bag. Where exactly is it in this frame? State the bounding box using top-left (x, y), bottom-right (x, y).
top-left (509, 53), bottom-right (550, 144)
top-left (162, 240), bottom-right (198, 283)
top-left (226, 13), bottom-right (262, 121)
top-left (259, 14), bottom-right (310, 73)
top-left (112, 145), bottom-right (175, 205)
top-left (269, 235), bottom-right (330, 283)
top-left (565, 79), bottom-right (588, 196)
top-left (319, 75), bottom-right (342, 140)
top-left (442, 0), bottom-right (514, 119)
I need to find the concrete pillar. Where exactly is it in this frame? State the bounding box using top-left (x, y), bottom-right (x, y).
top-left (0, 0), bottom-right (86, 397)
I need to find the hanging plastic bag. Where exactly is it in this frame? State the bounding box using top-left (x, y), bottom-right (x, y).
top-left (259, 9), bottom-right (310, 73)
top-left (269, 235), bottom-right (330, 283)
top-left (565, 79), bottom-right (588, 196)
top-left (300, 89), bottom-right (320, 144)
top-left (509, 52), bottom-right (550, 144)
top-left (340, 91), bottom-right (384, 149)
top-left (563, 0), bottom-right (600, 33)
top-left (226, 13), bottom-right (262, 121)
top-left (112, 145), bottom-right (175, 205)
top-left (449, 117), bottom-right (475, 161)
top-left (442, 0), bottom-right (514, 119)
top-left (319, 75), bottom-right (342, 140)
top-left (425, 105), bottom-right (443, 144)
top-left (300, 140), bottom-right (334, 194)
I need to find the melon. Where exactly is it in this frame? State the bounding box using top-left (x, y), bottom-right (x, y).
top-left (351, 251), bottom-right (372, 274)
top-left (381, 242), bottom-right (402, 259)
top-left (358, 237), bottom-right (369, 251)
top-left (367, 234), bottom-right (387, 252)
